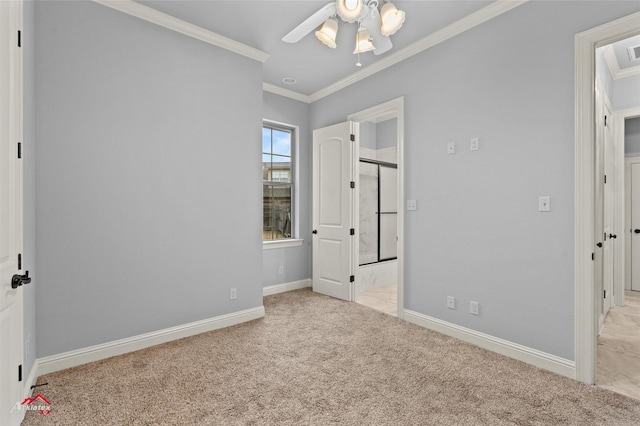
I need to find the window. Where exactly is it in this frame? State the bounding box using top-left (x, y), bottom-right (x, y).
top-left (263, 123), bottom-right (294, 242)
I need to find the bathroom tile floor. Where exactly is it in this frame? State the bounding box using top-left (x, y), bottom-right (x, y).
top-left (357, 284), bottom-right (397, 317)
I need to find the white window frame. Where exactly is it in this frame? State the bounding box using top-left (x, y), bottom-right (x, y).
top-left (263, 119), bottom-right (303, 250)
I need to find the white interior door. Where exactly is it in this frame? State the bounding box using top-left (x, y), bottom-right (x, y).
top-left (312, 122), bottom-right (355, 301)
top-left (602, 102), bottom-right (615, 312)
top-left (0, 1), bottom-right (24, 425)
top-left (632, 162), bottom-right (640, 291)
top-left (595, 83), bottom-right (605, 330)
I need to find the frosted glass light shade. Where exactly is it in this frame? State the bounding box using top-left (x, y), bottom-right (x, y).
top-left (380, 2), bottom-right (405, 36)
top-left (336, 0), bottom-right (364, 23)
top-left (353, 27), bottom-right (375, 53)
top-left (315, 18), bottom-right (338, 48)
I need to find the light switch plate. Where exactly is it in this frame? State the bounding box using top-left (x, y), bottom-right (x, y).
top-left (470, 138), bottom-right (479, 151)
top-left (538, 196), bottom-right (551, 212)
top-left (407, 200), bottom-right (417, 211)
top-left (447, 142), bottom-right (456, 155)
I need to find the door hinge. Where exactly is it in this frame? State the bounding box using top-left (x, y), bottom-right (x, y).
top-left (604, 115), bottom-right (607, 127)
top-left (350, 275), bottom-right (355, 282)
top-left (604, 175), bottom-right (607, 184)
top-left (350, 181), bottom-right (355, 189)
top-left (592, 252), bottom-right (595, 261)
top-left (604, 232), bottom-right (607, 241)
top-left (604, 290), bottom-right (607, 299)
top-left (17, 142), bottom-right (22, 159)
top-left (350, 228), bottom-right (355, 236)
top-left (350, 134), bottom-right (355, 142)
top-left (18, 30), bottom-right (21, 48)
top-left (18, 253), bottom-right (22, 270)
top-left (18, 365), bottom-right (22, 382)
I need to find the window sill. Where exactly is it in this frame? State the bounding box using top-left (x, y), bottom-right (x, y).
top-left (263, 239), bottom-right (304, 250)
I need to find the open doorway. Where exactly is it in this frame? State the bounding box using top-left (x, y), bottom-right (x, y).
top-left (355, 119), bottom-right (399, 316)
top-left (348, 98), bottom-right (404, 319)
top-left (593, 33), bottom-right (640, 399)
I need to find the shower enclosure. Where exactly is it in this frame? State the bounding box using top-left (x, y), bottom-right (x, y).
top-left (359, 160), bottom-right (397, 266)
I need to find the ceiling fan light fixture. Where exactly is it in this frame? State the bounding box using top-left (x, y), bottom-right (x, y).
top-left (353, 27), bottom-right (375, 54)
top-left (315, 18), bottom-right (339, 48)
top-left (380, 2), bottom-right (405, 36)
top-left (337, 0), bottom-right (365, 23)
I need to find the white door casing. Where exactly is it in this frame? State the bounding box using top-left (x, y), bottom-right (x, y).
top-left (0, 1), bottom-right (24, 425)
top-left (312, 122), bottom-right (355, 301)
top-left (575, 11), bottom-right (640, 385)
top-left (630, 161), bottom-right (640, 291)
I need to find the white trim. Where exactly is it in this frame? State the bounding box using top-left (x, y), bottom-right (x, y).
top-left (16, 360), bottom-right (39, 425)
top-left (348, 97), bottom-right (404, 320)
top-left (263, 239), bottom-right (304, 250)
top-left (91, 0), bottom-right (269, 63)
top-left (309, 0), bottom-right (528, 102)
top-left (602, 44), bottom-right (640, 80)
top-left (36, 306), bottom-right (265, 376)
top-left (574, 11), bottom-right (640, 385)
top-left (263, 279), bottom-right (312, 297)
top-left (403, 309), bottom-right (576, 379)
top-left (263, 83), bottom-right (311, 104)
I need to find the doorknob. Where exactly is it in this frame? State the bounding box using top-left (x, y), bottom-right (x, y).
top-left (596, 242), bottom-right (603, 248)
top-left (609, 233), bottom-right (617, 239)
top-left (635, 229), bottom-right (640, 234)
top-left (11, 271), bottom-right (31, 289)
top-left (312, 230), bottom-right (318, 234)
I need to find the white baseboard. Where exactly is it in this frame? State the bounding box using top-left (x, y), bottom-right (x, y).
top-left (403, 309), bottom-right (576, 379)
top-left (36, 305), bottom-right (265, 376)
top-left (263, 279), bottom-right (311, 297)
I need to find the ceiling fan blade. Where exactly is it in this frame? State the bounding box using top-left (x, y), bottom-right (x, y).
top-left (361, 5), bottom-right (392, 55)
top-left (281, 2), bottom-right (337, 44)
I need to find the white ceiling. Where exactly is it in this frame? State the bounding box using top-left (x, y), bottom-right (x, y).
top-left (136, 1), bottom-right (495, 97)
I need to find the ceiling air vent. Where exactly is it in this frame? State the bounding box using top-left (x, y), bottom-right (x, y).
top-left (628, 44), bottom-right (640, 62)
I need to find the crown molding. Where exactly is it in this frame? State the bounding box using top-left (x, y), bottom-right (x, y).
top-left (602, 44), bottom-right (640, 80)
top-left (308, 0), bottom-right (529, 102)
top-left (263, 83), bottom-right (312, 103)
top-left (92, 0), bottom-right (270, 63)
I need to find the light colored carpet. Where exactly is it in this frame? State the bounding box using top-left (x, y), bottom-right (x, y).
top-left (22, 289), bottom-right (640, 425)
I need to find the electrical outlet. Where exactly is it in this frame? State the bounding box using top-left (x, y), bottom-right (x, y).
top-left (230, 288), bottom-right (237, 300)
top-left (278, 266), bottom-right (284, 275)
top-left (447, 296), bottom-right (455, 310)
top-left (470, 301), bottom-right (479, 316)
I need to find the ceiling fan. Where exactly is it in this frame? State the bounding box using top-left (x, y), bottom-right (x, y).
top-left (282, 0), bottom-right (405, 60)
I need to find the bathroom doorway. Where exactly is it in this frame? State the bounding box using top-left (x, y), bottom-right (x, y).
top-left (355, 117), bottom-right (399, 316)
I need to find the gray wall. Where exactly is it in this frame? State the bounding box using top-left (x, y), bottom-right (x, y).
top-left (23, 0), bottom-right (37, 381)
top-left (310, 0), bottom-right (640, 361)
top-left (376, 119), bottom-right (397, 150)
top-left (262, 92), bottom-right (312, 287)
top-left (626, 117), bottom-right (640, 157)
top-left (614, 74), bottom-right (640, 111)
top-left (35, 1), bottom-right (264, 357)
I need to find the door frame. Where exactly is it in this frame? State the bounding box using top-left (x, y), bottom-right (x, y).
top-left (348, 97), bottom-right (404, 319)
top-left (625, 154), bottom-right (640, 292)
top-left (574, 11), bottom-right (640, 384)
top-left (619, 108), bottom-right (640, 296)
